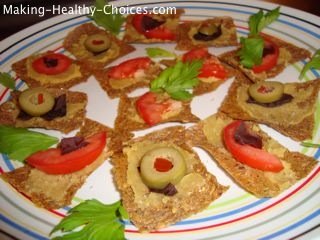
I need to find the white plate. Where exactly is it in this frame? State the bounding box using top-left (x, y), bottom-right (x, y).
top-left (0, 0), bottom-right (319, 239)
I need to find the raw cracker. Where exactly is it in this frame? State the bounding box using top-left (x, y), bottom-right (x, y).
top-left (111, 126), bottom-right (227, 232)
top-left (186, 113), bottom-right (317, 197)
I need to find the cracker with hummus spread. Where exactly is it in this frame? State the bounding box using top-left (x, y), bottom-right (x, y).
top-left (63, 23), bottom-right (135, 70)
top-left (123, 9), bottom-right (184, 43)
top-left (114, 92), bottom-right (199, 133)
top-left (94, 58), bottom-right (162, 99)
top-left (1, 118), bottom-right (112, 209)
top-left (175, 17), bottom-right (238, 50)
top-left (219, 73), bottom-right (320, 141)
top-left (112, 126), bottom-right (227, 232)
top-left (12, 51), bottom-right (91, 89)
top-left (186, 113), bottom-right (317, 197)
top-left (0, 88), bottom-right (87, 134)
top-left (219, 35), bottom-right (311, 82)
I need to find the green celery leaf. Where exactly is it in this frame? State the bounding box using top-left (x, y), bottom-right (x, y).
top-left (301, 142), bottom-right (320, 148)
top-left (299, 49), bottom-right (320, 79)
top-left (249, 7), bottom-right (280, 36)
top-left (0, 125), bottom-right (58, 162)
top-left (150, 60), bottom-right (202, 100)
top-left (51, 199), bottom-right (126, 240)
top-left (0, 72), bottom-right (15, 90)
top-left (238, 37), bottom-right (264, 68)
top-left (146, 47), bottom-right (176, 58)
top-left (90, 0), bottom-right (125, 35)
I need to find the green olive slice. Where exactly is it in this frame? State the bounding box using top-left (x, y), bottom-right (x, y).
top-left (84, 34), bottom-right (111, 53)
top-left (198, 24), bottom-right (218, 36)
top-left (19, 88), bottom-right (55, 116)
top-left (140, 147), bottom-right (187, 190)
top-left (248, 81), bottom-right (284, 103)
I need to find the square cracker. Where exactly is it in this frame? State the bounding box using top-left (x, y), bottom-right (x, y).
top-left (111, 126), bottom-right (227, 232)
top-left (0, 88), bottom-right (87, 134)
top-left (63, 23), bottom-right (135, 70)
top-left (219, 34), bottom-right (311, 82)
top-left (175, 17), bottom-right (238, 50)
top-left (94, 60), bottom-right (162, 99)
top-left (1, 118), bottom-right (112, 209)
top-left (114, 92), bottom-right (199, 133)
top-left (186, 113), bottom-right (317, 197)
top-left (12, 52), bottom-right (91, 89)
top-left (219, 73), bottom-right (320, 141)
top-left (123, 9), bottom-right (184, 43)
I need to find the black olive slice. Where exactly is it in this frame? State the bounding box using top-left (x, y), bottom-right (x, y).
top-left (193, 24), bottom-right (222, 41)
top-left (141, 15), bottom-right (165, 31)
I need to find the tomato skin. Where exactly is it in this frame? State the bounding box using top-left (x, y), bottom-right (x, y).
top-left (199, 57), bottom-right (227, 79)
top-left (32, 53), bottom-right (72, 75)
top-left (108, 57), bottom-right (151, 79)
top-left (223, 120), bottom-right (283, 172)
top-left (182, 48), bottom-right (227, 79)
top-left (27, 132), bottom-right (107, 174)
top-left (182, 48), bottom-right (210, 62)
top-left (252, 38), bottom-right (279, 74)
top-left (136, 92), bottom-right (168, 126)
top-left (132, 14), bottom-right (175, 40)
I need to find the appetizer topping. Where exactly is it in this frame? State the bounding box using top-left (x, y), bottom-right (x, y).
top-left (108, 57), bottom-right (151, 79)
top-left (234, 121), bottom-right (262, 148)
top-left (193, 23), bottom-right (222, 41)
top-left (150, 60), bottom-right (202, 100)
top-left (132, 13), bottom-right (175, 40)
top-left (238, 7), bottom-right (280, 70)
top-left (182, 48), bottom-right (227, 79)
top-left (140, 147), bottom-right (187, 190)
top-left (150, 183), bottom-right (178, 196)
top-left (0, 72), bottom-right (15, 90)
top-left (27, 132), bottom-right (106, 174)
top-left (252, 38), bottom-right (280, 73)
top-left (299, 49), bottom-right (320, 79)
top-left (248, 81), bottom-right (284, 103)
top-left (32, 53), bottom-right (72, 75)
top-left (135, 92), bottom-right (181, 126)
top-left (59, 136), bottom-right (88, 155)
top-left (84, 34), bottom-right (111, 53)
top-left (18, 88), bottom-right (55, 117)
top-left (51, 199), bottom-right (127, 240)
top-left (41, 94), bottom-right (67, 121)
top-left (223, 120), bottom-right (284, 172)
top-left (0, 125), bottom-right (58, 162)
top-left (182, 47), bottom-right (210, 62)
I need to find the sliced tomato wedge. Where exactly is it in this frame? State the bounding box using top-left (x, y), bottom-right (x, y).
top-left (252, 38), bottom-right (279, 74)
top-left (223, 120), bottom-right (283, 172)
top-left (32, 53), bottom-right (72, 75)
top-left (199, 57), bottom-right (227, 79)
top-left (108, 57), bottom-right (151, 79)
top-left (136, 92), bottom-right (171, 126)
top-left (182, 48), bottom-right (227, 79)
top-left (132, 14), bottom-right (175, 40)
top-left (27, 132), bottom-right (107, 174)
top-left (182, 47), bottom-right (210, 62)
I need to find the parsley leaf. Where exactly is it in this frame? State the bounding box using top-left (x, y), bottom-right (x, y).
top-left (146, 48), bottom-right (176, 58)
top-left (0, 125), bottom-right (58, 162)
top-left (0, 72), bottom-right (15, 90)
top-left (90, 0), bottom-right (125, 35)
top-left (238, 37), bottom-right (264, 68)
top-left (299, 49), bottom-right (320, 79)
top-left (150, 60), bottom-right (202, 100)
top-left (51, 199), bottom-right (128, 240)
top-left (249, 7), bottom-right (280, 36)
